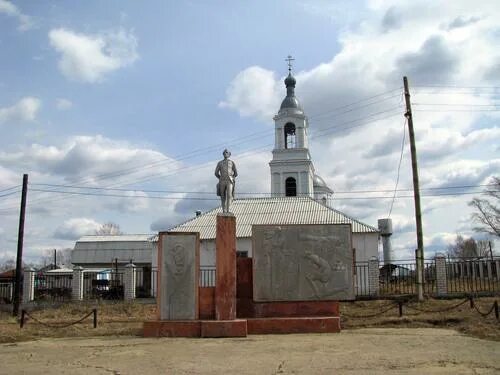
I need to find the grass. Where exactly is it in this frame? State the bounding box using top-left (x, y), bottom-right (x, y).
top-left (341, 297), bottom-right (500, 341)
top-left (0, 297), bottom-right (498, 343)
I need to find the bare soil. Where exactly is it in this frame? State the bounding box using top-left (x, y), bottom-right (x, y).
top-left (1, 329), bottom-right (499, 374)
top-left (0, 298), bottom-right (498, 374)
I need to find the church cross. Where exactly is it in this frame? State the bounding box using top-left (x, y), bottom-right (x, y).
top-left (285, 55), bottom-right (295, 73)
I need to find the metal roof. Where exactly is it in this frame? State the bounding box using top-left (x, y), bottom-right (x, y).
top-left (76, 234), bottom-right (155, 243)
top-left (168, 197), bottom-right (378, 240)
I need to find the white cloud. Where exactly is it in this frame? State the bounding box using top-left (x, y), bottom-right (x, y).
top-left (0, 0), bottom-right (33, 31)
top-left (218, 1), bottom-right (500, 255)
top-left (56, 98), bottom-right (73, 110)
top-left (218, 66), bottom-right (281, 122)
top-left (0, 134), bottom-right (180, 183)
top-left (53, 218), bottom-right (101, 240)
top-left (0, 97), bottom-right (41, 124)
top-left (48, 28), bottom-right (139, 83)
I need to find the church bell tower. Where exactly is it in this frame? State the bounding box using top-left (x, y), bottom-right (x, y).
top-left (269, 57), bottom-right (315, 197)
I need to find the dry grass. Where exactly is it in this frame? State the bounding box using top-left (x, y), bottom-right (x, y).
top-left (341, 297), bottom-right (500, 341)
top-left (0, 297), bottom-right (498, 343)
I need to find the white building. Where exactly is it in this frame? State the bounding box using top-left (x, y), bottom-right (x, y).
top-left (166, 196), bottom-right (378, 267)
top-left (72, 235), bottom-right (155, 270)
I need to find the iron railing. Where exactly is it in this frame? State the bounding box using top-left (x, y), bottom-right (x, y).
top-left (135, 267), bottom-right (157, 298)
top-left (0, 282), bottom-right (13, 303)
top-left (200, 266), bottom-right (216, 287)
top-left (82, 271), bottom-right (124, 300)
top-left (34, 273), bottom-right (73, 301)
top-left (445, 258), bottom-right (500, 294)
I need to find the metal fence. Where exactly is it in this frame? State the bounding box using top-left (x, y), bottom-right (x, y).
top-left (135, 267), bottom-right (157, 298)
top-left (446, 258), bottom-right (500, 294)
top-left (200, 266), bottom-right (216, 287)
top-left (378, 260), bottom-right (437, 296)
top-left (34, 273), bottom-right (73, 301)
top-left (355, 257), bottom-right (500, 299)
top-left (82, 271), bottom-right (124, 300)
top-left (0, 282), bottom-right (13, 303)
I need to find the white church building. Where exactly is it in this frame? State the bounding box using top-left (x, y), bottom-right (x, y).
top-left (165, 68), bottom-right (379, 267)
top-left (72, 67), bottom-right (380, 270)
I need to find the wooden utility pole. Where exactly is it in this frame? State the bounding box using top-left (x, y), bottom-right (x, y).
top-left (13, 174), bottom-right (28, 317)
top-left (403, 77), bottom-right (424, 301)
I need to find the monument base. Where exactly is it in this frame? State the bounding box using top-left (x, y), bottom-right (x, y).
top-left (143, 320), bottom-right (201, 338)
top-left (201, 319), bottom-right (247, 338)
top-left (143, 319), bottom-right (248, 338)
top-left (247, 316), bottom-right (340, 334)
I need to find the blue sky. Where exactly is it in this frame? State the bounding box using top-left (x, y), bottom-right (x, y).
top-left (0, 0), bottom-right (499, 263)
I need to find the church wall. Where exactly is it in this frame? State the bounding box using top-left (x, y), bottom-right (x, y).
top-left (190, 233), bottom-right (378, 268)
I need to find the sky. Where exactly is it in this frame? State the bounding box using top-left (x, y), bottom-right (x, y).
top-left (0, 0), bottom-right (499, 264)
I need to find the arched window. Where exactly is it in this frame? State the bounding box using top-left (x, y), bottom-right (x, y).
top-left (285, 177), bottom-right (297, 197)
top-left (284, 123), bottom-right (296, 149)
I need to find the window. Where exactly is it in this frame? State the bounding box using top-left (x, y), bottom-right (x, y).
top-left (236, 251), bottom-right (248, 258)
top-left (285, 177), bottom-right (297, 196)
top-left (284, 123), bottom-right (296, 149)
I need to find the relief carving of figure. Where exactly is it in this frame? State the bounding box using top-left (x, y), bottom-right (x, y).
top-left (167, 244), bottom-right (191, 319)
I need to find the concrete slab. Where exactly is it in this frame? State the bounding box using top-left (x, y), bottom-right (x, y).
top-left (158, 232), bottom-right (199, 320)
top-left (253, 224), bottom-right (355, 301)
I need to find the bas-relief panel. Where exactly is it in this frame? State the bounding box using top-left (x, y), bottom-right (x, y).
top-left (253, 224), bottom-right (354, 301)
top-left (159, 233), bottom-right (198, 320)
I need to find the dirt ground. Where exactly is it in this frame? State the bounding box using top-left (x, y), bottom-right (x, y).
top-left (1, 328), bottom-right (499, 374)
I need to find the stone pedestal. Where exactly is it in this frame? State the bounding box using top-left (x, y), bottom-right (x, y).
top-left (215, 214), bottom-right (237, 320)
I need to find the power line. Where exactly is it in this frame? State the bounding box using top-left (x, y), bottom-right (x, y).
top-left (27, 187), bottom-right (498, 200)
top-left (0, 189), bottom-right (20, 199)
top-left (28, 182), bottom-right (494, 196)
top-left (17, 107), bottom-right (405, 211)
top-left (413, 103), bottom-right (499, 107)
top-left (388, 117), bottom-right (407, 218)
top-left (0, 185), bottom-right (20, 193)
top-left (309, 91), bottom-right (402, 120)
top-left (412, 85), bottom-right (500, 89)
top-left (413, 109), bottom-right (500, 112)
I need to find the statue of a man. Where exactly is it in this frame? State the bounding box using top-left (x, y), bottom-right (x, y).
top-left (215, 149), bottom-right (238, 213)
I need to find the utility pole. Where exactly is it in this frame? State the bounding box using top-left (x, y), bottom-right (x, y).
top-left (13, 174), bottom-right (28, 317)
top-left (54, 249), bottom-right (57, 270)
top-left (403, 77), bottom-right (424, 301)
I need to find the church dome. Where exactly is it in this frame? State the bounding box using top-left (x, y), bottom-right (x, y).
top-left (280, 96), bottom-right (303, 111)
top-left (313, 174), bottom-right (333, 193)
top-left (279, 73), bottom-right (303, 113)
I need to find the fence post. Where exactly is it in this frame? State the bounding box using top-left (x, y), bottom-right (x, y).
top-left (368, 257), bottom-right (380, 296)
top-left (72, 266), bottom-right (84, 300)
top-left (486, 261), bottom-right (492, 280)
top-left (22, 268), bottom-right (35, 303)
top-left (435, 253), bottom-right (447, 296)
top-left (124, 263), bottom-right (137, 300)
top-left (478, 260), bottom-right (484, 279)
top-left (495, 260), bottom-right (500, 280)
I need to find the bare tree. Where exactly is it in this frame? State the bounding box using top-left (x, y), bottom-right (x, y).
top-left (41, 248), bottom-right (73, 268)
top-left (0, 258), bottom-right (15, 272)
top-left (95, 222), bottom-right (123, 235)
top-left (469, 176), bottom-right (500, 237)
top-left (447, 235), bottom-right (493, 259)
top-left (447, 235), bottom-right (476, 259)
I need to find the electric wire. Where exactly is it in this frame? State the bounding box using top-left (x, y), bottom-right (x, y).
top-left (388, 117), bottom-right (407, 218)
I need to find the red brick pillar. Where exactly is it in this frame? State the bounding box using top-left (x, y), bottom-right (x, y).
top-left (215, 214), bottom-right (236, 320)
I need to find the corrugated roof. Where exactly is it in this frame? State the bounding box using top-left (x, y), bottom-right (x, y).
top-left (168, 197), bottom-right (378, 240)
top-left (76, 234), bottom-right (155, 243)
